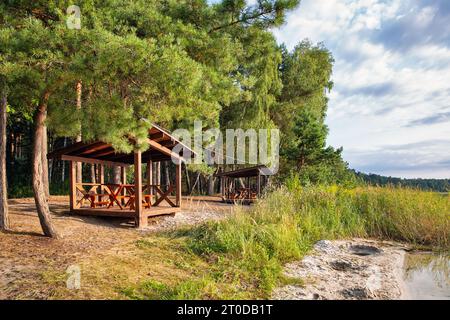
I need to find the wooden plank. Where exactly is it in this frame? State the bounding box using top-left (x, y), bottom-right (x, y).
top-left (72, 208), bottom-right (136, 218)
top-left (61, 155), bottom-right (130, 167)
top-left (88, 148), bottom-right (116, 158)
top-left (134, 150), bottom-right (146, 228)
top-left (47, 141), bottom-right (88, 159)
top-left (147, 138), bottom-right (184, 163)
top-left (71, 207), bottom-right (180, 218)
top-left (152, 185), bottom-right (176, 207)
top-left (175, 163), bottom-right (182, 207)
top-left (69, 161), bottom-right (77, 211)
top-left (149, 131), bottom-right (166, 142)
top-left (145, 207), bottom-right (180, 217)
top-left (78, 143), bottom-right (112, 156)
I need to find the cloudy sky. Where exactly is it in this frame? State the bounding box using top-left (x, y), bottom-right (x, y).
top-left (272, 0), bottom-right (450, 178)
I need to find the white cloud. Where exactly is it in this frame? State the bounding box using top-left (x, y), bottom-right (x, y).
top-left (274, 0), bottom-right (450, 178)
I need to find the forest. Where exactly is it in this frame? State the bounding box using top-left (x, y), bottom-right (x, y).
top-left (0, 1), bottom-right (449, 301)
top-left (0, 1), bottom-right (353, 200)
top-left (355, 171), bottom-right (450, 192)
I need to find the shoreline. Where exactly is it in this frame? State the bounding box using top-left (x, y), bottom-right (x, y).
top-left (273, 238), bottom-right (409, 300)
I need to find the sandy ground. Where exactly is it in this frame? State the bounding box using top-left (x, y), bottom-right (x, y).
top-left (273, 239), bottom-right (409, 300)
top-left (0, 195), bottom-right (235, 299)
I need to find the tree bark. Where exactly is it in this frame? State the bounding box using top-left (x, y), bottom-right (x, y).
top-left (164, 161), bottom-right (170, 186)
top-left (42, 122), bottom-right (50, 199)
top-left (0, 93), bottom-right (9, 231)
top-left (207, 175), bottom-right (215, 196)
top-left (113, 166), bottom-right (121, 184)
top-left (184, 164), bottom-right (191, 194)
top-left (75, 81), bottom-right (82, 183)
top-left (155, 162), bottom-right (161, 186)
top-left (191, 172), bottom-right (200, 195)
top-left (90, 164), bottom-right (96, 183)
top-left (61, 137), bottom-right (67, 183)
top-left (33, 92), bottom-right (59, 238)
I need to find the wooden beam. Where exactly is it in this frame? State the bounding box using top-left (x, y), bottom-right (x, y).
top-left (147, 138), bottom-right (184, 163)
top-left (134, 150), bottom-right (146, 228)
top-left (176, 162), bottom-right (182, 207)
top-left (87, 148), bottom-right (116, 158)
top-left (61, 155), bottom-right (130, 168)
top-left (47, 141), bottom-right (88, 159)
top-left (142, 154), bottom-right (171, 163)
top-left (78, 143), bottom-right (112, 156)
top-left (71, 207), bottom-right (181, 218)
top-left (149, 131), bottom-right (166, 142)
top-left (69, 161), bottom-right (77, 211)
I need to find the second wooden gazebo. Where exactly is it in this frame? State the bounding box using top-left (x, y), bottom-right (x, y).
top-left (216, 165), bottom-right (270, 203)
top-left (47, 123), bottom-right (195, 228)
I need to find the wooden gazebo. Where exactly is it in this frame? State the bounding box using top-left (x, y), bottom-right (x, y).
top-left (216, 165), bottom-right (270, 203)
top-left (47, 123), bottom-right (195, 228)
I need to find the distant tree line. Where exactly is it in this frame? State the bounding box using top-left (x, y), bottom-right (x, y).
top-left (354, 171), bottom-right (450, 192)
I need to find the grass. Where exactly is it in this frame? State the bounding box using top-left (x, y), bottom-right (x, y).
top-left (43, 184), bottom-right (449, 300)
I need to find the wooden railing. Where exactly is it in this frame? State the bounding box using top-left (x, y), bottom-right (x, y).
top-left (74, 183), bottom-right (176, 210)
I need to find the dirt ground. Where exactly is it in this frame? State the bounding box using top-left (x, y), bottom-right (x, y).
top-left (0, 195), bottom-right (235, 299)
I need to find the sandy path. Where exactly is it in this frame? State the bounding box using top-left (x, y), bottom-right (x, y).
top-left (0, 196), bottom-right (235, 299)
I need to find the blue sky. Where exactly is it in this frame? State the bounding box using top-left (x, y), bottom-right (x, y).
top-left (211, 0), bottom-right (450, 178)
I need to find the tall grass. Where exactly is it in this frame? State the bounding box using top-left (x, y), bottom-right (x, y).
top-left (128, 185), bottom-right (449, 299)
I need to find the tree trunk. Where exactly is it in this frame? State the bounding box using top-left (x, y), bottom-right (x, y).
top-left (155, 162), bottom-right (161, 186)
top-left (113, 166), bottom-right (121, 184)
top-left (33, 92), bottom-right (59, 238)
top-left (207, 175), bottom-right (215, 196)
top-left (75, 81), bottom-right (82, 183)
top-left (42, 123), bottom-right (50, 199)
top-left (184, 164), bottom-right (191, 193)
top-left (61, 137), bottom-right (67, 184)
top-left (191, 172), bottom-right (200, 195)
top-left (0, 93), bottom-right (9, 231)
top-left (164, 161), bottom-right (170, 186)
top-left (90, 164), bottom-right (96, 183)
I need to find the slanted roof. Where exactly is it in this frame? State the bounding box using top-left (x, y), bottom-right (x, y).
top-left (47, 122), bottom-right (195, 166)
top-left (215, 165), bottom-right (269, 178)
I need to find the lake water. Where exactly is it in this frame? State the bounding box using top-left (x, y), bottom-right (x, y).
top-left (402, 252), bottom-right (450, 300)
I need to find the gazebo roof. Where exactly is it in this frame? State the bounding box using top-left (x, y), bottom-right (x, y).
top-left (47, 122), bottom-right (196, 166)
top-left (215, 165), bottom-right (269, 178)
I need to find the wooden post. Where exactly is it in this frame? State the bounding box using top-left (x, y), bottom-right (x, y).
top-left (134, 150), bottom-right (146, 228)
top-left (121, 166), bottom-right (127, 205)
top-left (175, 162), bottom-right (182, 207)
top-left (257, 172), bottom-right (261, 197)
top-left (69, 160), bottom-right (76, 211)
